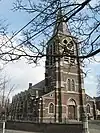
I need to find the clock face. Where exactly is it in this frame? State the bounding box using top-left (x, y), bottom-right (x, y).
top-left (62, 38), bottom-right (74, 51)
top-left (61, 38), bottom-right (75, 64)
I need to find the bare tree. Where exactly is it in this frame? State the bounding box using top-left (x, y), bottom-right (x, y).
top-left (0, 0), bottom-right (99, 64)
top-left (0, 1), bottom-right (97, 129)
top-left (0, 72), bottom-right (16, 120)
top-left (0, 0), bottom-right (98, 126)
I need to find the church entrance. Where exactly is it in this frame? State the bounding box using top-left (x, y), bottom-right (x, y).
top-left (67, 99), bottom-right (77, 120)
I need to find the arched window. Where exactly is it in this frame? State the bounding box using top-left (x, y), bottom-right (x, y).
top-left (49, 103), bottom-right (54, 113)
top-left (50, 44), bottom-right (52, 65)
top-left (86, 104), bottom-right (90, 113)
top-left (72, 79), bottom-right (75, 91)
top-left (67, 98), bottom-right (76, 106)
top-left (68, 79), bottom-right (71, 91)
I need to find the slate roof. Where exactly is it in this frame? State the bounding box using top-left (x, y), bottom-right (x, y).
top-left (95, 96), bottom-right (100, 101)
top-left (53, 9), bottom-right (70, 36)
top-left (31, 80), bottom-right (45, 90)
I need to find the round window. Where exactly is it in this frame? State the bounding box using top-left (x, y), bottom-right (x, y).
top-left (63, 39), bottom-right (68, 44)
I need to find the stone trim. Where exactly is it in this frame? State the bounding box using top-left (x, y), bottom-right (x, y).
top-left (56, 81), bottom-right (64, 88)
top-left (45, 104), bottom-right (66, 108)
top-left (48, 102), bottom-right (55, 114)
top-left (56, 70), bottom-right (83, 76)
top-left (43, 97), bottom-right (54, 99)
top-left (67, 98), bottom-right (77, 105)
top-left (55, 90), bottom-right (80, 94)
top-left (42, 90), bottom-right (55, 97)
top-left (66, 91), bottom-right (79, 94)
top-left (38, 109), bottom-right (45, 111)
top-left (56, 70), bottom-right (78, 75)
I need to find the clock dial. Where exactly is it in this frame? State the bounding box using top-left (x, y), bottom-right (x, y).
top-left (67, 41), bottom-right (73, 50)
top-left (61, 38), bottom-right (75, 64)
top-left (62, 38), bottom-right (74, 53)
top-left (63, 39), bottom-right (68, 44)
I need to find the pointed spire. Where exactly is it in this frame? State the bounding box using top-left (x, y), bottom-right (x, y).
top-left (53, 5), bottom-right (70, 36)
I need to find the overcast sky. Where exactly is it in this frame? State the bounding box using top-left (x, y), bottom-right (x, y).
top-left (0, 0), bottom-right (100, 101)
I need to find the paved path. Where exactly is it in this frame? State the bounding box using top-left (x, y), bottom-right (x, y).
top-left (0, 130), bottom-right (35, 133)
top-left (89, 120), bottom-right (100, 133)
top-left (5, 122), bottom-right (100, 133)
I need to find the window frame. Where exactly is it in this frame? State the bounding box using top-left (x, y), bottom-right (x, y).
top-left (48, 102), bottom-right (55, 114)
top-left (67, 79), bottom-right (71, 91)
top-left (72, 79), bottom-right (75, 91)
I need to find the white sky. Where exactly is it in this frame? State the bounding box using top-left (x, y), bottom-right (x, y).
top-left (2, 60), bottom-right (45, 101)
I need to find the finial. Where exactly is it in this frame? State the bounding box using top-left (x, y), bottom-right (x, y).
top-left (53, 3), bottom-right (70, 36)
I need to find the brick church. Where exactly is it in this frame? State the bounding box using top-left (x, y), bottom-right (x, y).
top-left (11, 10), bottom-right (97, 123)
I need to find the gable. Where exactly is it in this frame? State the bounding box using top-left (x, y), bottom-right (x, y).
top-left (85, 94), bottom-right (93, 101)
top-left (42, 90), bottom-right (55, 99)
top-left (32, 80), bottom-right (45, 90)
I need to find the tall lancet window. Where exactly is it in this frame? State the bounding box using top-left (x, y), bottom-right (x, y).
top-left (72, 79), bottom-right (75, 91)
top-left (68, 79), bottom-right (71, 91)
top-left (69, 41), bottom-right (75, 64)
top-left (47, 45), bottom-right (50, 66)
top-left (52, 43), bottom-right (55, 64)
top-left (63, 39), bottom-right (69, 62)
top-left (50, 45), bottom-right (52, 65)
top-left (86, 104), bottom-right (90, 113)
top-left (49, 103), bottom-right (54, 113)
top-left (46, 47), bottom-right (49, 65)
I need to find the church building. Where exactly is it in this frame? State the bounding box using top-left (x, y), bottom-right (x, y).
top-left (11, 10), bottom-right (96, 123)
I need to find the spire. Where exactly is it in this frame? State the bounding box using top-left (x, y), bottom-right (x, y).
top-left (53, 6), bottom-right (70, 36)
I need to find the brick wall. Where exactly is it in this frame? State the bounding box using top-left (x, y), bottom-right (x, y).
top-left (6, 121), bottom-right (82, 133)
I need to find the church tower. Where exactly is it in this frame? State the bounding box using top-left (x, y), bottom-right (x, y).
top-left (44, 9), bottom-right (84, 122)
top-left (45, 9), bottom-right (84, 92)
